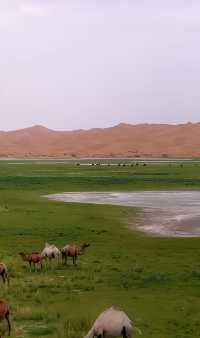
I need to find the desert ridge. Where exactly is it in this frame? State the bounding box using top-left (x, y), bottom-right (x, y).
top-left (0, 122), bottom-right (200, 157)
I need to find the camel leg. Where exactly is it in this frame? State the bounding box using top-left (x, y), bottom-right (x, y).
top-left (29, 261), bottom-right (32, 272)
top-left (97, 331), bottom-right (105, 338)
top-left (45, 257), bottom-right (49, 270)
top-left (62, 253), bottom-right (65, 265)
top-left (122, 327), bottom-right (128, 338)
top-left (5, 313), bottom-right (11, 336)
top-left (63, 254), bottom-right (67, 266)
top-left (36, 262), bottom-right (41, 271)
top-left (2, 271), bottom-right (9, 286)
top-left (6, 272), bottom-right (10, 286)
top-left (49, 256), bottom-right (53, 269)
top-left (43, 258), bottom-right (46, 270)
top-left (73, 255), bottom-right (77, 267)
top-left (1, 273), bottom-right (5, 284)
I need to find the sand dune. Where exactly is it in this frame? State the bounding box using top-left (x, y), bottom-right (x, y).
top-left (0, 122), bottom-right (200, 157)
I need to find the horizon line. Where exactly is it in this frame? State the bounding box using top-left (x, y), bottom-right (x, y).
top-left (0, 121), bottom-right (199, 133)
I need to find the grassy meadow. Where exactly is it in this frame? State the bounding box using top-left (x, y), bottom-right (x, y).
top-left (0, 160), bottom-right (200, 337)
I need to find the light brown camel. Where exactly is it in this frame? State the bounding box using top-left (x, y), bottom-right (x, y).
top-left (84, 307), bottom-right (133, 338)
top-left (0, 263), bottom-right (9, 285)
top-left (19, 252), bottom-right (43, 271)
top-left (0, 301), bottom-right (11, 337)
top-left (61, 243), bottom-right (90, 266)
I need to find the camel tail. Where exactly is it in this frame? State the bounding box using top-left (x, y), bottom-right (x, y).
top-left (84, 327), bottom-right (94, 338)
top-left (134, 326), bottom-right (142, 335)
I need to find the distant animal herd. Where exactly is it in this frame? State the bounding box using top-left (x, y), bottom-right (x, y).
top-left (0, 242), bottom-right (134, 338)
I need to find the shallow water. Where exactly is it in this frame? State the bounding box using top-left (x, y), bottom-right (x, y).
top-left (45, 191), bottom-right (200, 237)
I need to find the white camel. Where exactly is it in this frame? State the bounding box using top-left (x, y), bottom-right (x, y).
top-left (84, 307), bottom-right (133, 338)
top-left (41, 243), bottom-right (61, 264)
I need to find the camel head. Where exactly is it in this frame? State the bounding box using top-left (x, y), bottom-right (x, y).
top-left (19, 252), bottom-right (25, 257)
top-left (79, 243), bottom-right (90, 255)
top-left (19, 252), bottom-right (28, 261)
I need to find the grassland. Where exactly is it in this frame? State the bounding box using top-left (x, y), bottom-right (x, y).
top-left (0, 160), bottom-right (200, 337)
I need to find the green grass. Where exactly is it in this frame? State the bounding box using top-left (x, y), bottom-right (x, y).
top-left (0, 161), bottom-right (200, 337)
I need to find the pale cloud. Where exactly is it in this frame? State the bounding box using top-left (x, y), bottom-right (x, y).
top-left (0, 0), bottom-right (53, 25)
top-left (19, 2), bottom-right (46, 17)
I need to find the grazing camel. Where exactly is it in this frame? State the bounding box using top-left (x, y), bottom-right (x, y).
top-left (84, 307), bottom-right (133, 338)
top-left (19, 252), bottom-right (43, 271)
top-left (61, 243), bottom-right (90, 266)
top-left (0, 263), bottom-right (9, 285)
top-left (41, 243), bottom-right (61, 264)
top-left (0, 301), bottom-right (11, 337)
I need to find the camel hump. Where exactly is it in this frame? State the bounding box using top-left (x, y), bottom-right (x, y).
top-left (88, 307), bottom-right (133, 338)
top-left (62, 244), bottom-right (77, 256)
top-left (0, 262), bottom-right (7, 271)
top-left (32, 252), bottom-right (41, 257)
top-left (63, 244), bottom-right (74, 250)
top-left (51, 244), bottom-right (59, 250)
top-left (97, 307), bottom-right (132, 326)
top-left (31, 252), bottom-right (42, 261)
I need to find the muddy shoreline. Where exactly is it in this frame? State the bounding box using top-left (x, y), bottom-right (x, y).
top-left (45, 191), bottom-right (200, 237)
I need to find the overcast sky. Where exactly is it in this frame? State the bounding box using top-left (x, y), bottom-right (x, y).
top-left (0, 0), bottom-right (200, 130)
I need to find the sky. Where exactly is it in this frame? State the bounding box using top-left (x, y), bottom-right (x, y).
top-left (0, 0), bottom-right (200, 130)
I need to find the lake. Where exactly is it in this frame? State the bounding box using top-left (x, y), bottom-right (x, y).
top-left (45, 191), bottom-right (200, 237)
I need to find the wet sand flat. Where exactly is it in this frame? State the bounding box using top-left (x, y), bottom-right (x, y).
top-left (45, 191), bottom-right (200, 237)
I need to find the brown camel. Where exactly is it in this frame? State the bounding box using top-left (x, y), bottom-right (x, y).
top-left (61, 243), bottom-right (90, 266)
top-left (19, 252), bottom-right (43, 271)
top-left (0, 263), bottom-right (9, 285)
top-left (0, 301), bottom-right (11, 337)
